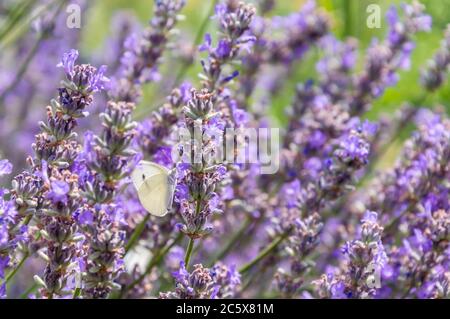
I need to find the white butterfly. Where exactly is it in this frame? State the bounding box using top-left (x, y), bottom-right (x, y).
top-left (131, 161), bottom-right (176, 217)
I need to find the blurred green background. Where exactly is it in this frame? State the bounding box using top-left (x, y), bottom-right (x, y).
top-left (80, 0), bottom-right (450, 124)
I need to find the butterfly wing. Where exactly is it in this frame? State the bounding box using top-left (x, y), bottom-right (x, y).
top-left (132, 161), bottom-right (177, 217)
top-left (131, 160), bottom-right (168, 190)
top-left (136, 170), bottom-right (170, 217)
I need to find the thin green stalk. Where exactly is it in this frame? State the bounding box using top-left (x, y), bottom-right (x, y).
top-left (125, 213), bottom-right (151, 254)
top-left (342, 0), bottom-right (354, 38)
top-left (0, 0), bottom-right (66, 109)
top-left (0, 0), bottom-right (61, 48)
top-left (3, 252), bottom-right (29, 285)
top-left (20, 282), bottom-right (37, 299)
top-left (0, 0), bottom-right (34, 43)
top-left (239, 232), bottom-right (288, 275)
top-left (3, 214), bottom-right (34, 287)
top-left (184, 237), bottom-right (195, 268)
top-left (0, 30), bottom-right (44, 103)
top-left (72, 287), bottom-right (81, 299)
top-left (171, 0), bottom-right (219, 88)
top-left (240, 262), bottom-right (271, 294)
top-left (119, 233), bottom-right (182, 298)
top-left (208, 216), bottom-right (253, 266)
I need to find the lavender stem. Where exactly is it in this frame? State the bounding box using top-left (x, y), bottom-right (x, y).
top-left (239, 232), bottom-right (289, 275)
top-left (172, 0), bottom-right (219, 88)
top-left (184, 237), bottom-right (195, 269)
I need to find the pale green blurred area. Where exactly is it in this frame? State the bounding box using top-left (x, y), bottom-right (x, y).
top-left (82, 0), bottom-right (450, 171)
top-left (80, 0), bottom-right (450, 126)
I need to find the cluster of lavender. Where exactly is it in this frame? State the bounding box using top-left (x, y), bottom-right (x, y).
top-left (237, 0), bottom-right (329, 109)
top-left (352, 109), bottom-right (450, 298)
top-left (76, 100), bottom-right (138, 298)
top-left (0, 160), bottom-right (16, 297)
top-left (421, 24), bottom-right (450, 91)
top-left (1, 0), bottom-right (450, 300)
top-left (199, 0), bottom-right (256, 90)
top-left (348, 1), bottom-right (432, 115)
top-left (175, 89), bottom-right (226, 241)
top-left (162, 1), bottom-right (257, 273)
top-left (110, 0), bottom-right (186, 103)
top-left (271, 120), bottom-right (377, 297)
top-left (314, 211), bottom-right (387, 299)
top-left (138, 85), bottom-right (191, 161)
top-left (160, 262), bottom-right (240, 299)
top-left (6, 49), bottom-right (108, 298)
top-left (0, 0), bottom-right (87, 173)
top-left (163, 90), bottom-right (228, 295)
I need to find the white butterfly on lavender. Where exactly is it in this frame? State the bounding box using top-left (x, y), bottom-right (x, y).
top-left (131, 161), bottom-right (177, 217)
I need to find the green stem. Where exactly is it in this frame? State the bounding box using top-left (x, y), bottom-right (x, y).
top-left (0, 34), bottom-right (42, 102)
top-left (342, 0), bottom-right (353, 37)
top-left (119, 233), bottom-right (182, 298)
top-left (72, 287), bottom-right (81, 299)
top-left (4, 252), bottom-right (29, 285)
top-left (239, 232), bottom-right (288, 275)
top-left (0, 0), bottom-right (66, 109)
top-left (0, 0), bottom-right (34, 43)
top-left (171, 0), bottom-right (219, 88)
top-left (184, 237), bottom-right (195, 269)
top-left (0, 0), bottom-right (62, 48)
top-left (20, 282), bottom-right (37, 299)
top-left (125, 213), bottom-right (151, 254)
top-left (357, 94), bottom-right (427, 187)
top-left (182, 194), bottom-right (203, 270)
top-left (208, 216), bottom-right (253, 266)
top-left (2, 213), bottom-right (34, 287)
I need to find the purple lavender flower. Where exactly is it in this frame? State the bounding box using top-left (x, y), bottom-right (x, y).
top-left (421, 25), bottom-right (450, 91)
top-left (236, 1), bottom-right (329, 110)
top-left (7, 49), bottom-right (107, 298)
top-left (199, 1), bottom-right (256, 90)
top-left (76, 101), bottom-right (138, 298)
top-left (58, 50), bottom-right (109, 96)
top-left (46, 180), bottom-right (70, 205)
top-left (175, 90), bottom-right (227, 239)
top-left (349, 1), bottom-right (431, 115)
top-left (314, 211), bottom-right (386, 299)
top-left (275, 213), bottom-right (323, 297)
top-left (0, 160), bottom-right (13, 176)
top-left (138, 84), bottom-right (191, 159)
top-left (0, 181), bottom-right (19, 299)
top-left (268, 0), bottom-right (329, 64)
top-left (2, 0), bottom-right (450, 301)
top-left (110, 0), bottom-right (186, 103)
top-left (210, 263), bottom-right (241, 298)
top-left (160, 262), bottom-right (240, 299)
top-left (0, 1), bottom-right (86, 174)
top-left (316, 36), bottom-right (357, 103)
top-left (351, 108), bottom-right (449, 298)
top-left (57, 49), bottom-right (79, 78)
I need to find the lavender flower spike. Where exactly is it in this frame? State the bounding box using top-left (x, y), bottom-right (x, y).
top-left (314, 211), bottom-right (387, 299)
top-left (175, 89), bottom-right (226, 240)
top-left (421, 25), bottom-right (450, 91)
top-left (9, 49), bottom-right (107, 298)
top-left (200, 0), bottom-right (256, 91)
top-left (349, 1), bottom-right (431, 115)
top-left (111, 0), bottom-right (186, 103)
top-left (160, 262), bottom-right (240, 299)
top-left (0, 160), bottom-right (18, 299)
top-left (77, 101), bottom-right (138, 299)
